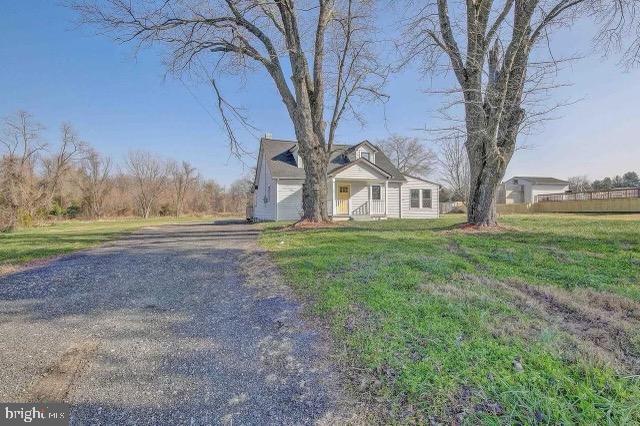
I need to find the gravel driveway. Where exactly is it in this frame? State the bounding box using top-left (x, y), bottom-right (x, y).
top-left (0, 221), bottom-right (342, 425)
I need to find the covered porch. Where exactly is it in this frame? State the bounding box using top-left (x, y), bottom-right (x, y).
top-left (330, 178), bottom-right (389, 219)
top-left (328, 158), bottom-right (392, 220)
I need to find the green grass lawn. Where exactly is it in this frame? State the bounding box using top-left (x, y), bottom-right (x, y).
top-left (261, 214), bottom-right (640, 424)
top-left (0, 216), bottom-right (214, 270)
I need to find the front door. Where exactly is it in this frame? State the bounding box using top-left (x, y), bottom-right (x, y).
top-left (337, 184), bottom-right (350, 215)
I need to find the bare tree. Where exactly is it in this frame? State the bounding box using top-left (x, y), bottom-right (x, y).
top-left (126, 151), bottom-right (168, 218)
top-left (42, 123), bottom-right (87, 209)
top-left (80, 148), bottom-right (112, 218)
top-left (0, 111), bottom-right (47, 228)
top-left (227, 178), bottom-right (253, 213)
top-left (378, 134), bottom-right (437, 177)
top-left (73, 0), bottom-right (389, 222)
top-left (169, 160), bottom-right (198, 217)
top-left (568, 175), bottom-right (591, 193)
top-left (438, 137), bottom-right (470, 204)
top-left (405, 0), bottom-right (639, 225)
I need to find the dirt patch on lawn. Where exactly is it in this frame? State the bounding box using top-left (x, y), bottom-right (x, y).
top-left (287, 220), bottom-right (346, 230)
top-left (27, 341), bottom-right (99, 402)
top-left (475, 276), bottom-right (640, 372)
top-left (440, 223), bottom-right (519, 235)
top-left (0, 256), bottom-right (62, 277)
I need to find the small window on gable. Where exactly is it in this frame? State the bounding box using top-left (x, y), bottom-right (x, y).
top-left (372, 185), bottom-right (381, 200)
top-left (410, 189), bottom-right (420, 208)
top-left (360, 151), bottom-right (370, 161)
top-left (421, 189), bottom-right (432, 208)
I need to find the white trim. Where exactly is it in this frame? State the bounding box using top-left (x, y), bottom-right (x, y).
top-left (421, 188), bottom-right (433, 209)
top-left (275, 178), bottom-right (279, 220)
top-left (329, 158), bottom-right (392, 179)
top-left (384, 181), bottom-right (388, 216)
top-left (399, 184), bottom-right (402, 218)
top-left (409, 187), bottom-right (434, 210)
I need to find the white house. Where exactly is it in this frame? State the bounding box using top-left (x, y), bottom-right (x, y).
top-left (250, 138), bottom-right (440, 221)
top-left (498, 176), bottom-right (570, 204)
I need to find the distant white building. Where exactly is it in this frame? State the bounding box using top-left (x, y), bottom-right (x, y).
top-left (498, 176), bottom-right (569, 204)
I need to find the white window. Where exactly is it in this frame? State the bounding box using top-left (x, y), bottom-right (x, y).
top-left (361, 151), bottom-right (370, 161)
top-left (410, 188), bottom-right (433, 209)
top-left (371, 185), bottom-right (381, 200)
top-left (410, 189), bottom-right (420, 208)
top-left (421, 189), bottom-right (432, 208)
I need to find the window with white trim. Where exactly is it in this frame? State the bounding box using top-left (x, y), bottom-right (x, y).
top-left (410, 189), bottom-right (420, 208)
top-left (360, 151), bottom-right (370, 161)
top-left (421, 189), bottom-right (432, 208)
top-left (371, 185), bottom-right (381, 200)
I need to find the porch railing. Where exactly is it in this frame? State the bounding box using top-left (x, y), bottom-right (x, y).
top-left (370, 199), bottom-right (385, 215)
top-left (336, 199), bottom-right (349, 215)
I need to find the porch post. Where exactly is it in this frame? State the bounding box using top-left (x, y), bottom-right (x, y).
top-left (332, 177), bottom-right (336, 216)
top-left (368, 184), bottom-right (372, 216)
top-left (384, 180), bottom-right (389, 216)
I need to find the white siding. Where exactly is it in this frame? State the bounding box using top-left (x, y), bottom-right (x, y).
top-left (530, 184), bottom-right (569, 203)
top-left (400, 175), bottom-right (439, 219)
top-left (349, 181), bottom-right (371, 215)
top-left (502, 178), bottom-right (568, 204)
top-left (277, 180), bottom-right (304, 220)
top-left (387, 182), bottom-right (401, 218)
top-left (500, 181), bottom-right (524, 204)
top-left (253, 157), bottom-right (277, 220)
top-left (356, 146), bottom-right (375, 163)
top-left (334, 163), bottom-right (386, 180)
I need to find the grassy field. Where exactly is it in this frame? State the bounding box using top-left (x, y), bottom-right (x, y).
top-left (0, 216), bottom-right (215, 271)
top-left (261, 214), bottom-right (640, 424)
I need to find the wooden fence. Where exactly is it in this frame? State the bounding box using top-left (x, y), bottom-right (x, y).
top-left (536, 187), bottom-right (640, 203)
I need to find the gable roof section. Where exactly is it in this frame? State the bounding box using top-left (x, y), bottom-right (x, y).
top-left (510, 176), bottom-right (569, 185)
top-left (403, 173), bottom-right (441, 187)
top-left (259, 138), bottom-right (406, 181)
top-left (345, 140), bottom-right (379, 154)
top-left (328, 158), bottom-right (392, 179)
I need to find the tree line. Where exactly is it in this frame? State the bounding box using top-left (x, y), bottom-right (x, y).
top-left (568, 172), bottom-right (640, 193)
top-left (0, 110), bottom-right (251, 231)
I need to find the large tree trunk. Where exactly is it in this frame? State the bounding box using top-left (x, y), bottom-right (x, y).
top-left (301, 151), bottom-right (329, 222)
top-left (466, 158), bottom-right (503, 226)
top-left (291, 109), bottom-right (330, 222)
top-left (465, 130), bottom-right (515, 226)
top-left (463, 122), bottom-right (522, 224)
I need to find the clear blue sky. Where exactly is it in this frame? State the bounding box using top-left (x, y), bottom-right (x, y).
top-left (1, 1), bottom-right (638, 185)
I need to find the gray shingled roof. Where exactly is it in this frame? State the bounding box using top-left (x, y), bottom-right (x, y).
top-left (511, 176), bottom-right (569, 185)
top-left (260, 138), bottom-right (406, 181)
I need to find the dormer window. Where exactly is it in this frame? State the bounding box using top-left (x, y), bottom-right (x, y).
top-left (356, 148), bottom-right (374, 163)
top-left (291, 145), bottom-right (303, 168)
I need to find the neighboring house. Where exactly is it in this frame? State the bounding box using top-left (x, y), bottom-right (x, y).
top-left (498, 176), bottom-right (570, 204)
top-left (251, 138), bottom-right (440, 221)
